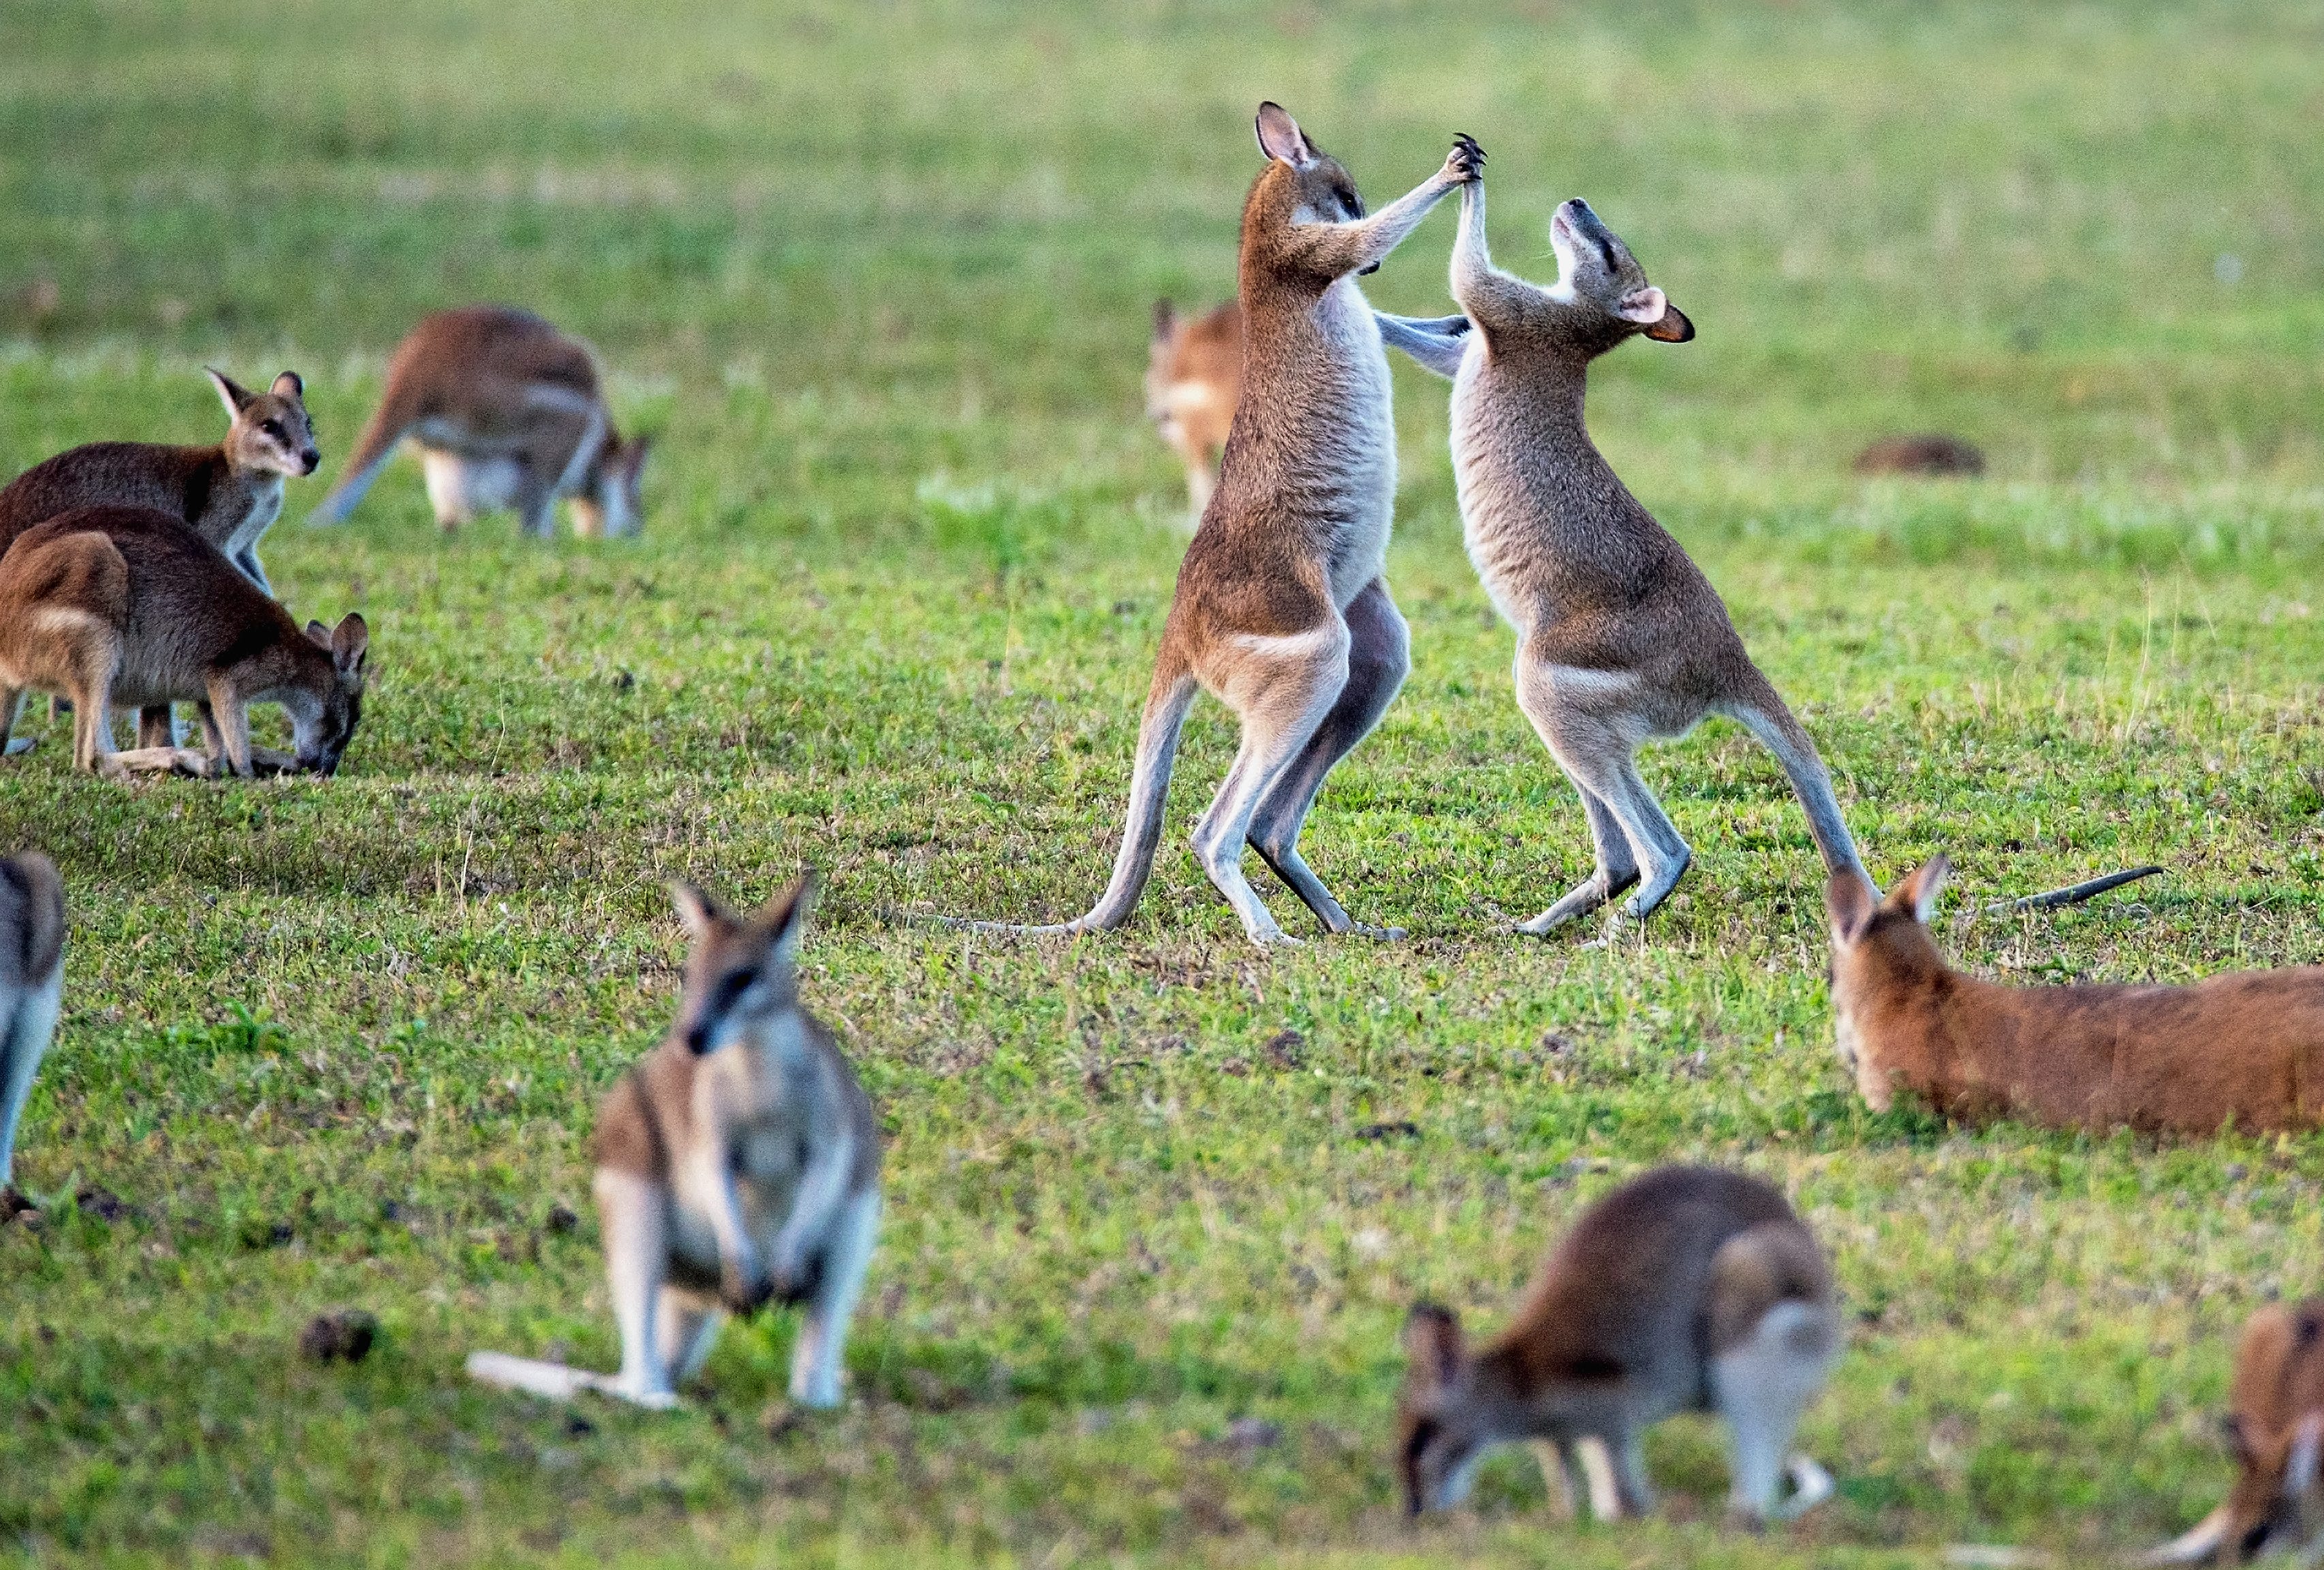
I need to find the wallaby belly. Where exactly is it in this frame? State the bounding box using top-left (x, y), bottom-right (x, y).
top-left (1311, 279), bottom-right (1397, 608)
top-left (421, 451), bottom-right (522, 522)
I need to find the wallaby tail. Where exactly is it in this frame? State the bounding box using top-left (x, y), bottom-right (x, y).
top-left (1724, 682), bottom-right (1867, 886)
top-left (465, 1351), bottom-right (673, 1409)
top-left (307, 392), bottom-right (415, 527)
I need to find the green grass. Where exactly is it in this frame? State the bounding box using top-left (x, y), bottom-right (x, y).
top-left (5, 0), bottom-right (2324, 1564)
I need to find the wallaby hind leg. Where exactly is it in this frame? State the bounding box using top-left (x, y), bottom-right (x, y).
top-left (0, 687), bottom-right (27, 757)
top-left (656, 1289), bottom-right (721, 1385)
top-left (137, 704), bottom-right (180, 749)
top-left (0, 971), bottom-right (65, 1187)
top-left (1604, 760), bottom-right (1692, 919)
top-left (1513, 661), bottom-right (1681, 930)
top-left (1245, 579), bottom-right (1410, 939)
top-left (594, 1169), bottom-right (679, 1407)
top-left (790, 1189), bottom-right (879, 1409)
top-left (1516, 783), bottom-right (1640, 935)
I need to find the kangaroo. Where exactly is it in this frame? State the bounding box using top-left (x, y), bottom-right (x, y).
top-left (1398, 1165), bottom-right (1839, 1526)
top-left (0, 851), bottom-right (65, 1218)
top-left (2140, 1300), bottom-right (2324, 1565)
top-left (309, 306), bottom-right (650, 539)
top-left (952, 108), bottom-right (1480, 947)
top-left (0, 507), bottom-right (368, 779)
top-left (468, 875), bottom-right (881, 1410)
top-left (1381, 180), bottom-right (1868, 932)
top-left (1827, 856), bottom-right (2324, 1134)
top-left (1146, 298), bottom-right (1242, 520)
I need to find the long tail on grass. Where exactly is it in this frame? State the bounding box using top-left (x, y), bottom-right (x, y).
top-left (465, 1351), bottom-right (674, 1409)
top-left (1723, 680), bottom-right (1869, 887)
top-left (2006, 864), bottom-right (2165, 912)
top-left (307, 389), bottom-right (418, 526)
top-left (2130, 1504), bottom-right (2230, 1566)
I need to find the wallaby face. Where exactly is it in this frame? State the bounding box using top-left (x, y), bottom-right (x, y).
top-left (571, 435), bottom-right (650, 539)
top-left (292, 615), bottom-right (371, 776)
top-left (0, 850), bottom-right (65, 1202)
top-left (1398, 1306), bottom-right (1496, 1513)
top-left (2139, 1302), bottom-right (2324, 1565)
top-left (672, 877), bottom-right (806, 1058)
top-left (1539, 200), bottom-right (1694, 354)
top-left (1253, 101), bottom-right (1368, 237)
top-left (212, 368), bottom-right (321, 480)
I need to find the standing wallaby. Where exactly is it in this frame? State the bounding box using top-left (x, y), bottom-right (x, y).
top-left (0, 507), bottom-right (368, 778)
top-left (953, 108), bottom-right (1481, 946)
top-left (0, 851), bottom-right (65, 1216)
top-left (2140, 1300), bottom-right (2324, 1565)
top-left (1827, 855), bottom-right (2324, 1134)
top-left (1146, 298), bottom-right (1242, 520)
top-left (1383, 180), bottom-right (1866, 932)
top-left (1398, 1165), bottom-right (1839, 1526)
top-left (468, 875), bottom-right (881, 1410)
top-left (309, 306), bottom-right (650, 539)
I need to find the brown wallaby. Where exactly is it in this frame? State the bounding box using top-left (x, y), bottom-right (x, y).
top-left (2139, 1300), bottom-right (2324, 1565)
top-left (0, 851), bottom-right (65, 1215)
top-left (1827, 856), bottom-right (2324, 1134)
top-left (1383, 178), bottom-right (1867, 932)
top-left (468, 875), bottom-right (880, 1409)
top-left (1398, 1165), bottom-right (1839, 1526)
top-left (1146, 298), bottom-right (1242, 520)
top-left (309, 306), bottom-right (650, 539)
top-left (953, 108), bottom-right (1480, 946)
top-left (0, 507), bottom-right (368, 778)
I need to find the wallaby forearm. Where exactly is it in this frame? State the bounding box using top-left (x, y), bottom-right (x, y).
top-left (1450, 180), bottom-right (1537, 330)
top-left (1286, 171), bottom-right (1461, 279)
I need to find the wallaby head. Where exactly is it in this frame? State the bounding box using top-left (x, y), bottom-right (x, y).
top-left (670, 874), bottom-right (813, 1057)
top-left (1539, 199), bottom-right (1693, 356)
top-left (289, 613), bottom-right (371, 776)
top-left (1252, 102), bottom-right (1371, 265)
top-left (1825, 856), bottom-right (1951, 1112)
top-left (209, 368), bottom-right (320, 479)
top-left (1396, 1303), bottom-right (1500, 1516)
top-left (2219, 1302), bottom-right (2324, 1561)
top-left (574, 433), bottom-right (651, 538)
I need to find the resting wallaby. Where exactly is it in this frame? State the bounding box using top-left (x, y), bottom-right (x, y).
top-left (1828, 856), bottom-right (2324, 1134)
top-left (0, 851), bottom-right (65, 1215)
top-left (2140, 1300), bottom-right (2324, 1565)
top-left (956, 108), bottom-right (1479, 946)
top-left (1146, 298), bottom-right (1242, 520)
top-left (1399, 1165), bottom-right (1838, 1525)
top-left (309, 306), bottom-right (650, 539)
top-left (468, 875), bottom-right (880, 1409)
top-left (1383, 180), bottom-right (1866, 932)
top-left (0, 507), bottom-right (368, 778)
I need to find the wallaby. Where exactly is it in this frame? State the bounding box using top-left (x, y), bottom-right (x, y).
top-left (2140, 1300), bottom-right (2324, 1565)
top-left (1146, 298), bottom-right (1242, 520)
top-left (468, 875), bottom-right (881, 1410)
top-left (0, 851), bottom-right (65, 1217)
top-left (309, 306), bottom-right (650, 539)
top-left (0, 507), bottom-right (368, 779)
top-left (1398, 1165), bottom-right (1839, 1526)
top-left (952, 108), bottom-right (1481, 947)
top-left (1827, 856), bottom-right (2324, 1135)
top-left (1381, 179), bottom-right (1867, 932)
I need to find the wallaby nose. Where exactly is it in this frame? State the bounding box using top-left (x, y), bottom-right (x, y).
top-left (301, 450), bottom-right (320, 473)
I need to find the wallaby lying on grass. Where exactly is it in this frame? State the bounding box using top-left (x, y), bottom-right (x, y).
top-left (1383, 180), bottom-right (1868, 932)
top-left (2139, 1300), bottom-right (2324, 1565)
top-left (310, 305), bottom-right (650, 539)
top-left (0, 851), bottom-right (64, 1216)
top-left (1827, 856), bottom-right (2324, 1133)
top-left (1399, 1165), bottom-right (1839, 1526)
top-left (0, 507), bottom-right (368, 778)
top-left (468, 875), bottom-right (881, 1409)
top-left (954, 108), bottom-right (1480, 946)
top-left (1146, 298), bottom-right (1242, 520)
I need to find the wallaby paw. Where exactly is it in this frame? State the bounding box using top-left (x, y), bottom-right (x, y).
top-left (1246, 926), bottom-right (1302, 949)
top-left (3, 738), bottom-right (34, 757)
top-left (1343, 922), bottom-right (1407, 941)
top-left (1445, 133), bottom-right (1486, 183)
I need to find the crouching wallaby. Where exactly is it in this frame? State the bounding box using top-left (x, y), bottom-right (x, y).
top-left (1827, 856), bottom-right (2324, 1134)
top-left (0, 507), bottom-right (368, 778)
top-left (309, 306), bottom-right (650, 539)
top-left (1146, 298), bottom-right (1242, 520)
top-left (0, 851), bottom-right (64, 1217)
top-left (2139, 1300), bottom-right (2324, 1565)
top-left (1383, 178), bottom-right (1867, 932)
top-left (950, 108), bottom-right (1479, 946)
top-left (468, 875), bottom-right (881, 1410)
top-left (1399, 1165), bottom-right (1839, 1526)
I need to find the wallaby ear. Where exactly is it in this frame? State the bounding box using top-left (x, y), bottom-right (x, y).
top-left (271, 371), bottom-right (304, 403)
top-left (670, 880), bottom-right (727, 941)
top-left (207, 366), bottom-right (255, 418)
top-left (1644, 301), bottom-right (1695, 343)
top-left (1254, 101), bottom-right (1318, 168)
top-left (755, 872), bottom-right (817, 967)
top-left (1887, 855), bottom-right (1951, 925)
top-left (330, 612), bottom-right (368, 676)
top-left (1614, 286), bottom-right (1667, 326)
top-left (305, 619), bottom-right (332, 648)
top-left (1152, 299), bottom-right (1178, 342)
top-left (1826, 870), bottom-right (1878, 947)
top-left (1401, 1303), bottom-right (1466, 1393)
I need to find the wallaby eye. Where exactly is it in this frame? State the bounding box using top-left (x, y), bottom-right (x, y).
top-left (262, 420), bottom-right (284, 439)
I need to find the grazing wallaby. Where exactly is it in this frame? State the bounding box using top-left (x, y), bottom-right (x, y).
top-left (468, 875), bottom-right (881, 1410)
top-left (954, 108), bottom-right (1481, 946)
top-left (0, 851), bottom-right (65, 1215)
top-left (1383, 180), bottom-right (1867, 932)
top-left (1827, 856), bottom-right (2324, 1134)
top-left (2139, 1300), bottom-right (2324, 1565)
top-left (1398, 1165), bottom-right (1839, 1525)
top-left (0, 507), bottom-right (368, 778)
top-left (1146, 298), bottom-right (1242, 520)
top-left (309, 306), bottom-right (650, 539)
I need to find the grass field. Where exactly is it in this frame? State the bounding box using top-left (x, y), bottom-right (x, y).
top-left (5, 1), bottom-right (2324, 1565)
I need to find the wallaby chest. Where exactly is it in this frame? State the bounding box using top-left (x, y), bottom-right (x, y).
top-left (1309, 279), bottom-right (1398, 604)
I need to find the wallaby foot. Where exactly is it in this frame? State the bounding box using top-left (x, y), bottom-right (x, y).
top-left (247, 747), bottom-right (300, 776)
top-left (106, 746), bottom-right (215, 779)
top-left (3, 738), bottom-right (33, 757)
top-left (1518, 866), bottom-right (1640, 935)
top-left (1622, 848), bottom-right (1692, 920)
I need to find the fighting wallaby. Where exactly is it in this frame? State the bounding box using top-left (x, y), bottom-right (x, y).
top-left (956, 108), bottom-right (1481, 946)
top-left (1398, 1165), bottom-right (1838, 1526)
top-left (0, 507), bottom-right (368, 778)
top-left (1827, 856), bottom-right (2324, 1134)
top-left (0, 851), bottom-right (65, 1216)
top-left (1383, 179), bottom-right (1866, 932)
top-left (309, 306), bottom-right (650, 539)
top-left (1146, 298), bottom-right (1242, 520)
top-left (2139, 1299), bottom-right (2324, 1565)
top-left (468, 875), bottom-right (880, 1409)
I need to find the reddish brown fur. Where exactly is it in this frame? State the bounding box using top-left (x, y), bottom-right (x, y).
top-left (1853, 435), bottom-right (1985, 477)
top-left (1146, 298), bottom-right (1242, 514)
top-left (2142, 1302), bottom-right (2324, 1564)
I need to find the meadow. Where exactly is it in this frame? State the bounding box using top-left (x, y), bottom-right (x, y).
top-left (3, 0), bottom-right (2324, 1564)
